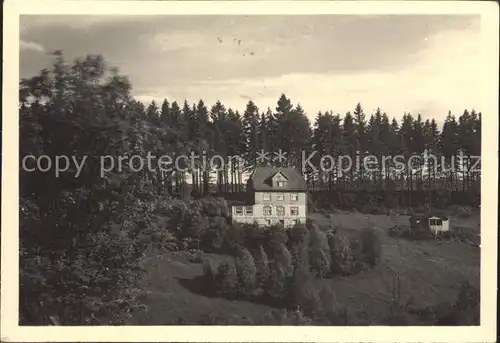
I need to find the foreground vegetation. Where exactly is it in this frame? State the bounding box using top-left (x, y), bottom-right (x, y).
top-left (131, 207), bottom-right (480, 325)
top-left (19, 53), bottom-right (480, 325)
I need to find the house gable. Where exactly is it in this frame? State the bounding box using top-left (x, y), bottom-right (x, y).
top-left (249, 166), bottom-right (307, 192)
top-left (270, 171), bottom-right (289, 188)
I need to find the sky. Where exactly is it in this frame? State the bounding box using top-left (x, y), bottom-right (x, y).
top-left (20, 14), bottom-right (482, 124)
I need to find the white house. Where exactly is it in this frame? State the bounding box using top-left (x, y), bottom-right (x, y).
top-left (231, 166), bottom-right (308, 227)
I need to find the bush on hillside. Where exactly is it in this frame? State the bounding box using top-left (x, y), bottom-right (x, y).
top-left (224, 223), bottom-right (246, 252)
top-left (268, 224), bottom-right (289, 245)
top-left (358, 227), bottom-right (382, 268)
top-left (309, 223), bottom-right (331, 278)
top-left (253, 245), bottom-right (270, 293)
top-left (214, 260), bottom-right (238, 299)
top-left (203, 216), bottom-right (229, 251)
top-left (343, 237), bottom-right (369, 274)
top-left (265, 308), bottom-right (313, 325)
top-left (151, 229), bottom-right (180, 251)
top-left (388, 224), bottom-right (412, 238)
top-left (269, 241), bottom-right (293, 276)
top-left (452, 281), bottom-right (480, 324)
top-left (243, 223), bottom-right (266, 251)
top-left (289, 222), bottom-right (310, 246)
top-left (317, 286), bottom-right (345, 324)
top-left (291, 266), bottom-right (321, 316)
top-left (327, 233), bottom-right (346, 275)
top-left (263, 261), bottom-right (293, 305)
top-left (234, 247), bottom-right (258, 296)
top-left (290, 241), bottom-right (310, 270)
top-left (201, 257), bottom-right (218, 293)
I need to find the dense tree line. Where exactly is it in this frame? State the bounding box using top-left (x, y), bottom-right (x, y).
top-left (22, 54), bottom-right (481, 200)
top-left (125, 93), bottom-right (482, 199)
top-left (115, 83), bottom-right (481, 201)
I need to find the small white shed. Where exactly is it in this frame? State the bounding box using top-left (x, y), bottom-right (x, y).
top-left (428, 215), bottom-right (450, 234)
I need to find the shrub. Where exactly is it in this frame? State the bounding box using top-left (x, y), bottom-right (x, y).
top-left (318, 287), bottom-right (342, 324)
top-left (409, 218), bottom-right (432, 240)
top-left (203, 216), bottom-right (229, 251)
top-left (453, 281), bottom-right (480, 324)
top-left (253, 245), bottom-right (270, 293)
top-left (268, 224), bottom-right (289, 245)
top-left (269, 241), bottom-right (294, 276)
top-left (224, 223), bottom-right (246, 252)
top-left (309, 224), bottom-right (331, 278)
top-left (290, 242), bottom-right (310, 270)
top-left (234, 247), bottom-right (258, 296)
top-left (266, 308), bottom-right (313, 325)
top-left (202, 258), bottom-right (218, 293)
top-left (289, 222), bottom-right (310, 246)
top-left (344, 237), bottom-right (369, 274)
top-left (358, 227), bottom-right (382, 268)
top-left (151, 229), bottom-right (180, 251)
top-left (243, 223), bottom-right (265, 251)
top-left (388, 224), bottom-right (411, 238)
top-left (327, 233), bottom-right (344, 275)
top-left (292, 266), bottom-right (321, 316)
top-left (214, 260), bottom-right (238, 299)
top-left (183, 210), bottom-right (209, 250)
top-left (264, 261), bottom-right (292, 305)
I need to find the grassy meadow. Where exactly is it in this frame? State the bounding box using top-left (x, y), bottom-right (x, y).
top-left (131, 211), bottom-right (480, 325)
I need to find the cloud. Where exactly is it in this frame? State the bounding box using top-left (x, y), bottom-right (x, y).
top-left (133, 26), bottom-right (481, 124)
top-left (19, 15), bottom-right (482, 124)
top-left (20, 40), bottom-right (46, 53)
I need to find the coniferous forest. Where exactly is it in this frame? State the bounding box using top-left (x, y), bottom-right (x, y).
top-left (19, 53), bottom-right (481, 325)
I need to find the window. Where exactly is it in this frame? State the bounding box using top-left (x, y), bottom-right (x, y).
top-left (294, 219), bottom-right (301, 224)
top-left (290, 206), bottom-right (299, 216)
top-left (429, 218), bottom-right (443, 226)
top-left (234, 206), bottom-right (243, 215)
top-left (245, 206), bottom-right (253, 215)
top-left (290, 193), bottom-right (298, 201)
top-left (277, 206), bottom-right (285, 216)
top-left (277, 193), bottom-right (285, 201)
top-left (266, 219), bottom-right (271, 226)
top-left (263, 206), bottom-right (272, 216)
top-left (276, 181), bottom-right (285, 187)
top-left (263, 193), bottom-right (271, 201)
top-left (279, 220), bottom-right (285, 225)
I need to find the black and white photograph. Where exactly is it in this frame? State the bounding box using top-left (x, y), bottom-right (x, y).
top-left (2, 1), bottom-right (498, 342)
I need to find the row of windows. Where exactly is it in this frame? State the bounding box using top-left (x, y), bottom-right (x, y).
top-left (238, 219), bottom-right (301, 226)
top-left (263, 193), bottom-right (299, 201)
top-left (266, 219), bottom-right (301, 225)
top-left (429, 218), bottom-right (444, 226)
top-left (234, 206), bottom-right (299, 216)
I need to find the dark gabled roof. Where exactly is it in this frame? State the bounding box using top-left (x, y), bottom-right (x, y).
top-left (249, 166), bottom-right (307, 192)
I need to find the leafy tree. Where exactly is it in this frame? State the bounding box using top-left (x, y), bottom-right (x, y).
top-left (19, 52), bottom-right (159, 325)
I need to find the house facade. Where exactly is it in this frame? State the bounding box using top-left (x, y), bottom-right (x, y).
top-left (231, 167), bottom-right (308, 227)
